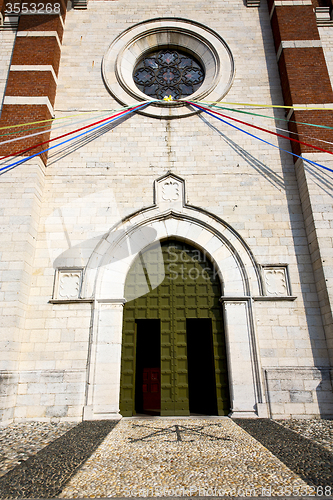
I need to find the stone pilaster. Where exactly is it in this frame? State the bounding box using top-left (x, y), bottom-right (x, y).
top-left (0, 158), bottom-right (45, 424)
top-left (83, 300), bottom-right (124, 421)
top-left (267, 0), bottom-right (333, 366)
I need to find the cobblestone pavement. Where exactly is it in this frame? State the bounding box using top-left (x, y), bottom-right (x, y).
top-left (59, 418), bottom-right (311, 498)
top-left (234, 419), bottom-right (333, 490)
top-left (0, 422), bottom-right (77, 478)
top-left (277, 418), bottom-right (333, 453)
top-left (0, 417), bottom-right (332, 499)
top-left (0, 421), bottom-right (118, 499)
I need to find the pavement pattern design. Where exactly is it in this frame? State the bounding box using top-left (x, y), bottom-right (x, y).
top-left (0, 417), bottom-right (332, 499)
top-left (58, 418), bottom-right (311, 498)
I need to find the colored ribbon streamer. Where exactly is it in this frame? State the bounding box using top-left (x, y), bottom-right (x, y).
top-left (187, 102), bottom-right (333, 156)
top-left (0, 102), bottom-right (148, 162)
top-left (196, 103), bottom-right (333, 147)
top-left (187, 101), bottom-right (333, 174)
top-left (192, 100), bottom-right (333, 110)
top-left (0, 111), bottom-right (113, 147)
top-left (193, 101), bottom-right (333, 132)
top-left (0, 103), bottom-right (144, 132)
top-left (0, 102), bottom-right (150, 173)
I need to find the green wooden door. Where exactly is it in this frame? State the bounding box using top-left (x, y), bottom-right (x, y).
top-left (120, 239), bottom-right (229, 416)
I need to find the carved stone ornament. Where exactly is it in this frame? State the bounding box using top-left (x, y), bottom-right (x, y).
top-left (155, 173), bottom-right (185, 210)
top-left (263, 267), bottom-right (289, 296)
top-left (162, 181), bottom-right (180, 202)
top-left (56, 270), bottom-right (82, 299)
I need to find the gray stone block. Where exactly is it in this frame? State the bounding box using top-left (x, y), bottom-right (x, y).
top-left (290, 391), bottom-right (313, 403)
top-left (45, 405), bottom-right (68, 418)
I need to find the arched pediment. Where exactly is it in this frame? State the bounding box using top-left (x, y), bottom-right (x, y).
top-left (82, 174), bottom-right (262, 299)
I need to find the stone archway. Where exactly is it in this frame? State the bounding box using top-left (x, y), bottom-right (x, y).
top-left (82, 173), bottom-right (266, 421)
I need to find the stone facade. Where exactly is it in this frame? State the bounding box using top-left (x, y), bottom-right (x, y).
top-left (0, 0), bottom-right (333, 424)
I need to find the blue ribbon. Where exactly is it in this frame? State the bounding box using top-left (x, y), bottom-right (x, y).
top-left (189, 102), bottom-right (333, 174)
top-left (0, 102), bottom-right (150, 173)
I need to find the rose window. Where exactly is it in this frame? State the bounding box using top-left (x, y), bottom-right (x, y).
top-left (133, 49), bottom-right (205, 100)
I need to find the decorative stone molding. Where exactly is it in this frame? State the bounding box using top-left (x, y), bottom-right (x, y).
top-left (262, 265), bottom-right (291, 297)
top-left (162, 181), bottom-right (179, 202)
top-left (3, 96), bottom-right (55, 117)
top-left (286, 103), bottom-right (333, 122)
top-left (0, 14), bottom-right (19, 31)
top-left (252, 296), bottom-right (296, 301)
top-left (315, 7), bottom-right (333, 27)
top-left (72, 0), bottom-right (87, 8)
top-left (269, 0), bottom-right (312, 19)
top-left (49, 298), bottom-right (93, 304)
top-left (81, 172), bottom-right (267, 419)
top-left (102, 17), bottom-right (235, 118)
top-left (246, 0), bottom-right (260, 7)
top-left (10, 65), bottom-right (58, 84)
top-left (53, 269), bottom-right (83, 300)
top-left (276, 40), bottom-right (322, 62)
top-left (82, 173), bottom-right (263, 300)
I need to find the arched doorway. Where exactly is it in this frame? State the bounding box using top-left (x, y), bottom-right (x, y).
top-left (119, 239), bottom-right (230, 417)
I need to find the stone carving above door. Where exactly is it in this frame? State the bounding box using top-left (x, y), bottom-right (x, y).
top-left (155, 173), bottom-right (185, 211)
top-left (162, 181), bottom-right (180, 202)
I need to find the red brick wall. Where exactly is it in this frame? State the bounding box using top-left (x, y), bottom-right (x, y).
top-left (0, 104), bottom-right (53, 163)
top-left (268, 0), bottom-right (333, 155)
top-left (0, 0), bottom-right (5, 21)
top-left (311, 0), bottom-right (333, 9)
top-left (6, 71), bottom-right (57, 105)
top-left (271, 6), bottom-right (319, 52)
top-left (0, 3), bottom-right (66, 163)
top-left (289, 110), bottom-right (333, 155)
top-left (278, 48), bottom-right (333, 106)
top-left (18, 14), bottom-right (64, 41)
top-left (11, 37), bottom-right (61, 74)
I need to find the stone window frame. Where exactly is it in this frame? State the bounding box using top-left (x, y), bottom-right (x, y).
top-left (102, 17), bottom-right (235, 118)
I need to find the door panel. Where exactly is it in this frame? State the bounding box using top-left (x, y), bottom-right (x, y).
top-left (187, 318), bottom-right (217, 415)
top-left (120, 318), bottom-right (136, 416)
top-left (120, 240), bottom-right (230, 416)
top-left (142, 368), bottom-right (161, 413)
top-left (135, 319), bottom-right (160, 415)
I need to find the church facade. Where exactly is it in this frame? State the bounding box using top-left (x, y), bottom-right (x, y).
top-left (0, 0), bottom-right (333, 424)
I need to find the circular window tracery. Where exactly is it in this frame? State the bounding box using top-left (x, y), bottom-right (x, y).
top-left (133, 49), bottom-right (205, 100)
top-left (102, 18), bottom-right (235, 118)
